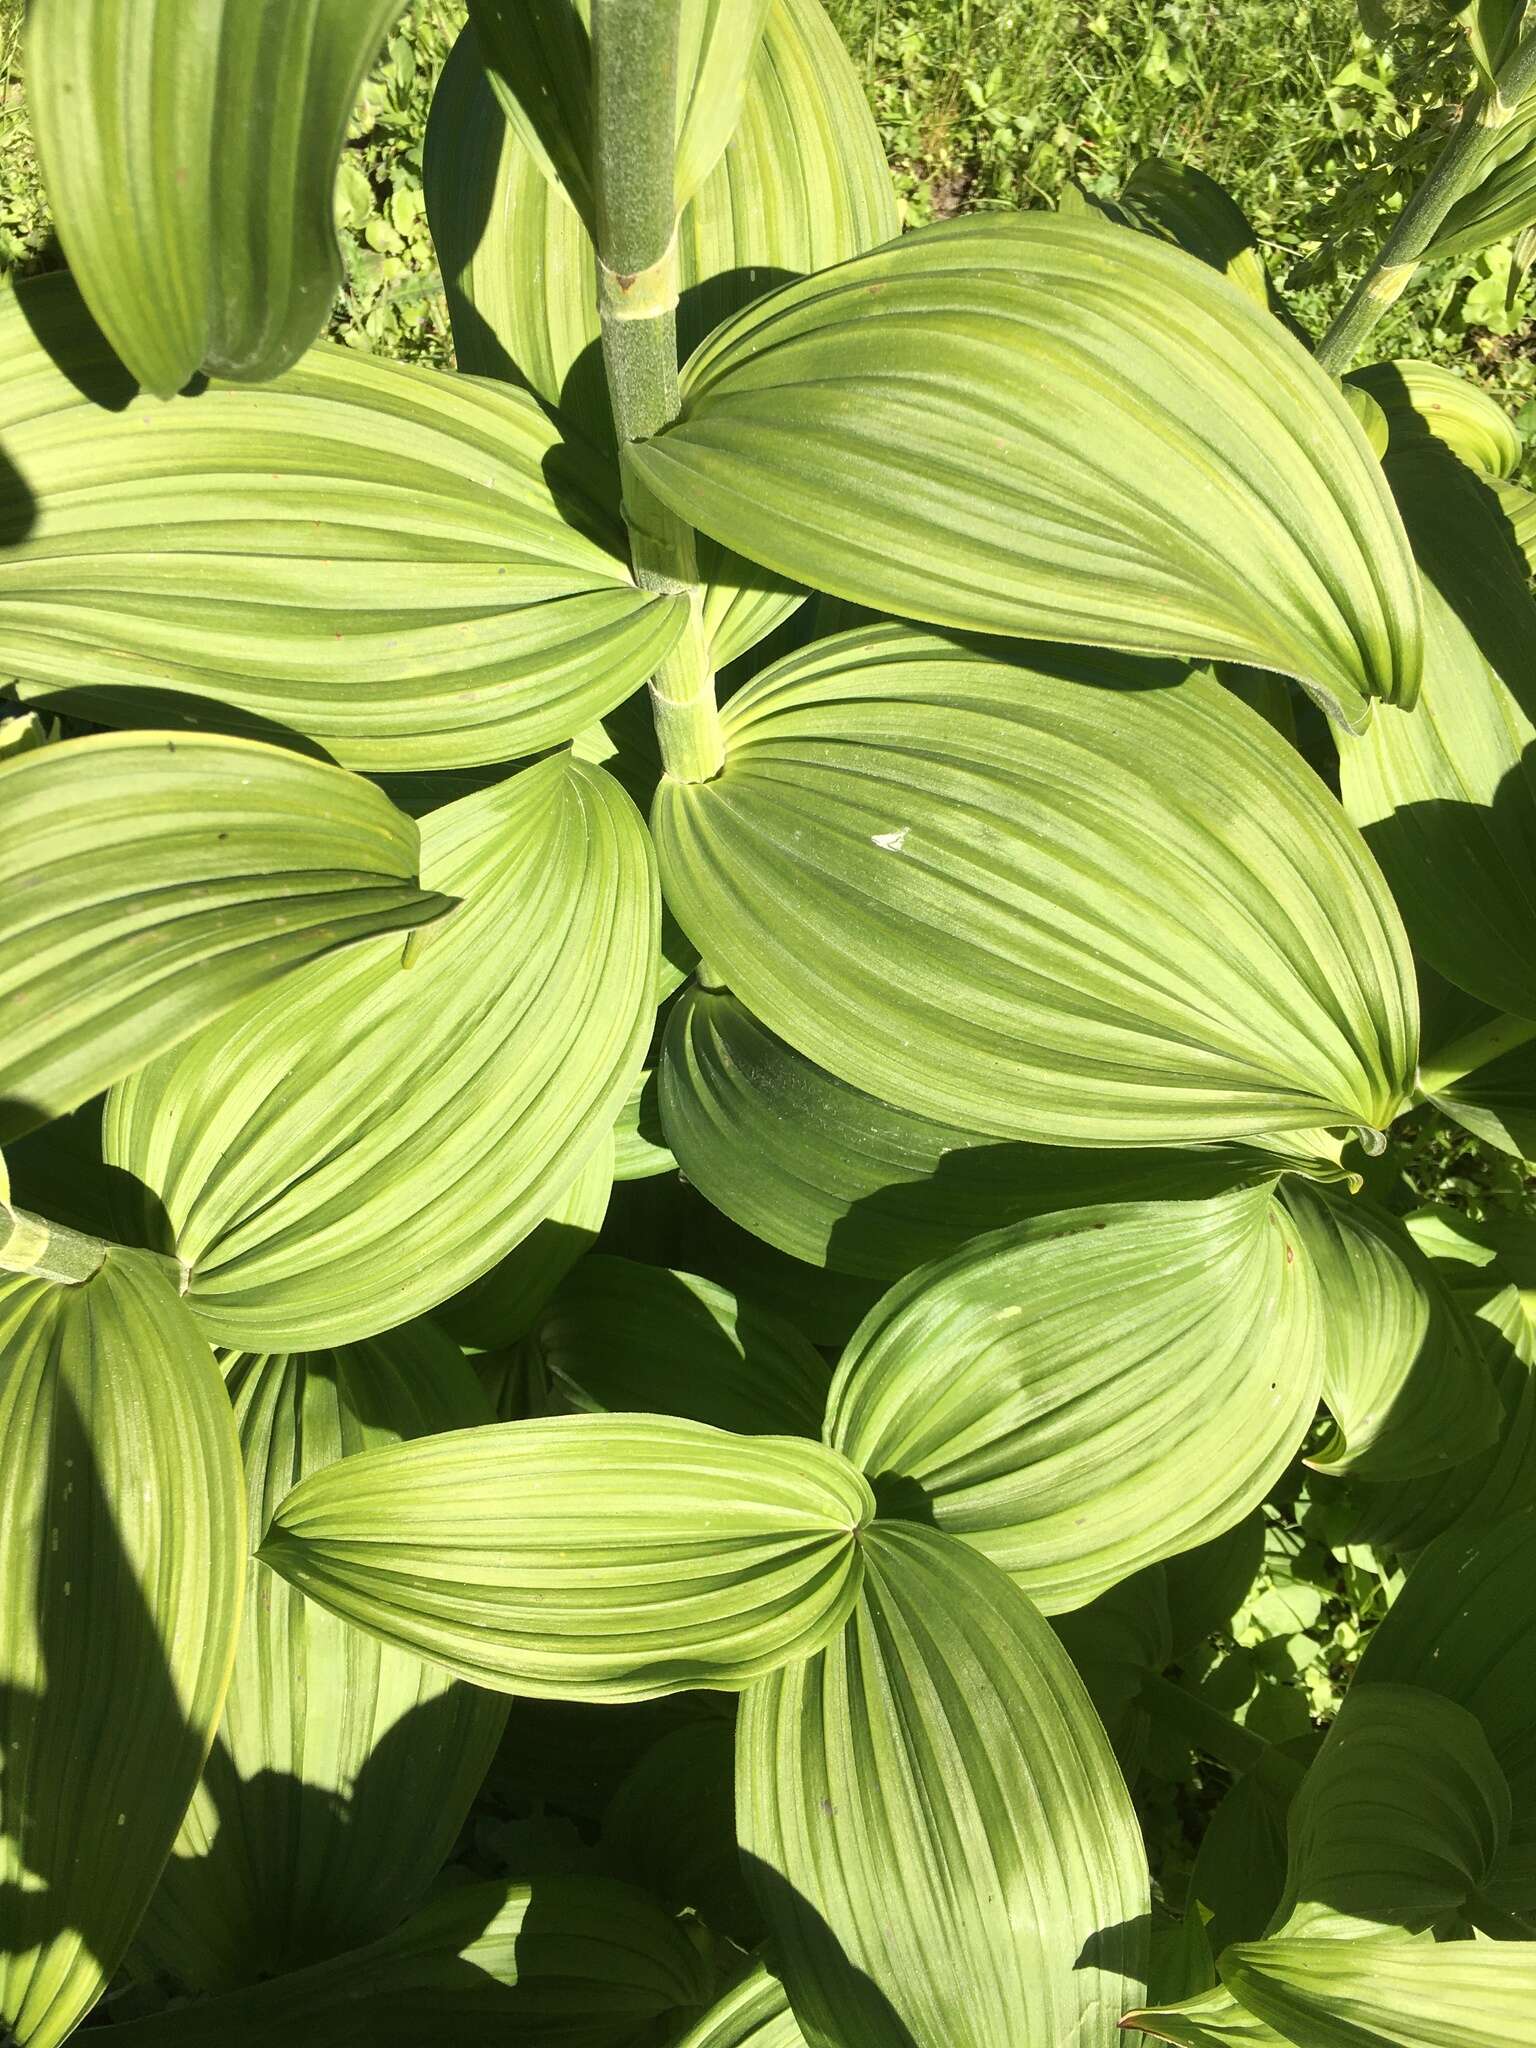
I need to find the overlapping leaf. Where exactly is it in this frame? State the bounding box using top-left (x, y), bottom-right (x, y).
top-left (0, 731), bottom-right (447, 1141)
top-left (1345, 360), bottom-right (1523, 478)
top-left (136, 1324), bottom-right (507, 1992)
top-left (105, 755), bottom-right (656, 1349)
top-left (661, 984), bottom-right (1323, 1279)
top-left (426, 0), bottom-right (895, 659)
top-left (467, 0), bottom-right (771, 228)
top-left (1220, 1936), bottom-right (1536, 2048)
top-left (629, 212), bottom-right (1423, 728)
top-left (108, 1875), bottom-right (713, 2045)
top-left (1268, 1683), bottom-right (1510, 1939)
top-left (1340, 443), bottom-right (1536, 1022)
top-left (824, 1186), bottom-right (1323, 1613)
top-left (0, 1253), bottom-right (244, 2048)
top-left (260, 1413), bottom-right (874, 1700)
top-left (654, 626), bottom-right (1418, 1146)
top-left (435, 1134), bottom-right (615, 1353)
top-left (612, 1068), bottom-right (675, 1180)
top-left (1281, 1181), bottom-right (1500, 1480)
top-left (535, 1254), bottom-right (830, 1435)
top-left (1429, 94), bottom-right (1536, 262)
top-left (0, 276), bottom-right (684, 768)
top-left (23, 0), bottom-right (407, 396)
top-left (737, 1521), bottom-right (1149, 2048)
top-left (671, 1965), bottom-right (807, 2048)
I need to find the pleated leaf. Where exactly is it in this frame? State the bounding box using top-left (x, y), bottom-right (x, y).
top-left (1220, 1936), bottom-right (1536, 2048)
top-left (737, 1520), bottom-right (1149, 2048)
top-left (1429, 1035), bottom-right (1536, 1160)
top-left (1281, 1182), bottom-right (1501, 1480)
top-left (612, 1067), bottom-right (675, 1181)
top-left (0, 275), bottom-right (684, 769)
top-left (426, 0), bottom-right (894, 660)
top-left (1340, 442), bottom-right (1536, 1022)
top-left (1125, 1980), bottom-right (1285, 2048)
top-left (1269, 1683), bottom-right (1510, 1940)
top-left (1357, 1510), bottom-right (1536, 1911)
top-left (136, 1324), bottom-right (507, 1992)
top-left (0, 730), bottom-right (447, 1142)
top-left (1428, 94), bottom-right (1536, 262)
top-left (260, 1413), bottom-right (874, 1700)
top-left (1492, 475), bottom-right (1536, 575)
top-left (670, 1965), bottom-right (808, 2048)
top-left (629, 212), bottom-right (1423, 729)
top-left (536, 1254), bottom-right (831, 1436)
top-left (1113, 160), bottom-right (1294, 323)
top-left (467, 0), bottom-right (771, 229)
top-left (23, 0), bottom-right (407, 396)
top-left (107, 1875), bottom-right (712, 2046)
top-left (824, 1186), bottom-right (1323, 1613)
top-left (661, 984), bottom-right (1324, 1281)
top-left (1345, 361), bottom-right (1523, 478)
top-left (653, 625), bottom-right (1418, 1147)
top-left (104, 755), bottom-right (656, 1349)
top-left (0, 1253), bottom-right (244, 2048)
top-left (435, 1134), bottom-right (614, 1352)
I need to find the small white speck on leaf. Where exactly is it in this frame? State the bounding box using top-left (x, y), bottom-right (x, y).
top-left (872, 827), bottom-right (909, 851)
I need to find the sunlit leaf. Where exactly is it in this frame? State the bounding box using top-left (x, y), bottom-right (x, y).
top-left (654, 625), bottom-right (1418, 1146)
top-left (0, 1253), bottom-right (243, 2048)
top-left (824, 1186), bottom-right (1323, 1612)
top-left (1281, 1181), bottom-right (1501, 1480)
top-left (261, 1413), bottom-right (874, 1700)
top-left (660, 983), bottom-right (1325, 1280)
top-left (630, 214), bottom-right (1423, 728)
top-left (23, 0), bottom-right (408, 395)
top-left (1221, 1934), bottom-right (1536, 2048)
top-left (1346, 360), bottom-right (1523, 478)
top-left (738, 1521), bottom-right (1149, 2048)
top-left (105, 756), bottom-right (655, 1348)
top-left (0, 731), bottom-right (447, 1141)
top-left (0, 275), bottom-right (684, 769)
top-left (136, 1324), bottom-right (507, 1991)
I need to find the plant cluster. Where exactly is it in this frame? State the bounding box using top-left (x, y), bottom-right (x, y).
top-left (5, 2), bottom-right (1536, 2045)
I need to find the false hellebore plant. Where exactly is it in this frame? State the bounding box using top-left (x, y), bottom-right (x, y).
top-left (7, 0), bottom-right (1536, 2042)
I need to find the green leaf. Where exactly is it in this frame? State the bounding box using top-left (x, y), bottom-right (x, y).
top-left (1345, 361), bottom-right (1524, 479)
top-left (260, 1413), bottom-right (874, 1700)
top-left (1051, 1566), bottom-right (1172, 1776)
top-left (1270, 1682), bottom-right (1510, 1939)
top-left (1340, 443), bottom-right (1536, 1023)
top-left (0, 730), bottom-right (447, 1142)
top-left (629, 213), bottom-right (1423, 730)
top-left (1357, 1510), bottom-right (1536, 1910)
top-left (426, 0), bottom-right (895, 660)
top-left (613, 1067), bottom-right (675, 1181)
top-left (535, 1254), bottom-right (831, 1435)
top-left (737, 1520), bottom-right (1149, 2048)
top-left (1115, 160), bottom-right (1295, 324)
top-left (104, 755), bottom-right (655, 1349)
top-left (1220, 1934), bottom-right (1536, 2048)
top-left (467, 0), bottom-right (772, 230)
top-left (1125, 1980), bottom-right (1291, 2048)
top-left (661, 984), bottom-right (1327, 1281)
top-left (603, 1717), bottom-right (760, 1941)
top-left (105, 1874), bottom-right (713, 2045)
top-left (669, 1965), bottom-right (808, 2048)
top-left (1491, 476), bottom-right (1536, 576)
top-left (1428, 93), bottom-right (1536, 263)
top-left (1334, 1265), bottom-right (1536, 1557)
top-left (22, 0), bottom-right (407, 396)
top-left (0, 1252), bottom-right (244, 2048)
top-left (653, 625), bottom-right (1418, 1147)
top-left (435, 1135), bottom-right (615, 1352)
top-left (1280, 1182), bottom-right (1502, 1481)
top-left (824, 1186), bottom-right (1323, 1613)
top-left (0, 275), bottom-right (685, 769)
top-left (135, 1325), bottom-right (507, 1992)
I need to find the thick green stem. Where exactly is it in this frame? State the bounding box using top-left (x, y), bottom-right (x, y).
top-left (591, 0), bottom-right (722, 784)
top-left (1, 1201), bottom-right (107, 1286)
top-left (1417, 1010), bottom-right (1536, 1098)
top-left (1316, 29), bottom-right (1536, 374)
top-left (1142, 1675), bottom-right (1306, 1795)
